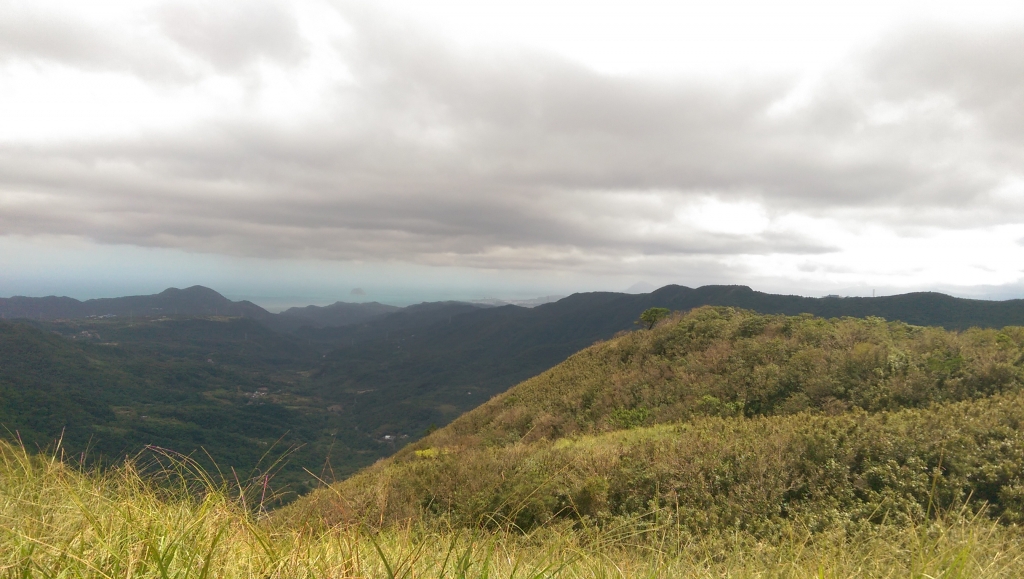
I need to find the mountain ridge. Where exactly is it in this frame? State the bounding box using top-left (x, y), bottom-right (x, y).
top-left (0, 286), bottom-right (272, 321)
top-left (5, 283), bottom-right (1023, 332)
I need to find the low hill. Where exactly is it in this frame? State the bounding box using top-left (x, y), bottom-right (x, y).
top-left (287, 307), bottom-right (1024, 532)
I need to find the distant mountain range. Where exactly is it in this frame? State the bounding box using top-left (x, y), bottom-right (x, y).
top-left (5, 283), bottom-right (1023, 330)
top-left (0, 286), bottom-right (271, 321)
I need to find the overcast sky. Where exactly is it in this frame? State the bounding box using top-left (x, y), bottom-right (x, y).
top-left (2, 0), bottom-right (1023, 307)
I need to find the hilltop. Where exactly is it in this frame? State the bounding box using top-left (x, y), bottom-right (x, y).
top-left (287, 307), bottom-right (1024, 533)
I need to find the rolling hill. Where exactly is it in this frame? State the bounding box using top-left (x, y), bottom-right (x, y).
top-left (5, 283), bottom-right (1024, 503)
top-left (287, 306), bottom-right (1024, 534)
top-left (300, 284), bottom-right (1024, 438)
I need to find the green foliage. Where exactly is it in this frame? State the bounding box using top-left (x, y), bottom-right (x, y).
top-left (4, 437), bottom-right (1024, 578)
top-left (414, 307), bottom-right (1024, 449)
top-left (289, 307), bottom-right (1024, 532)
top-left (301, 391), bottom-right (1024, 535)
top-left (609, 407), bottom-right (649, 429)
top-left (638, 307), bottom-right (670, 330)
top-left (0, 319), bottom-right (389, 500)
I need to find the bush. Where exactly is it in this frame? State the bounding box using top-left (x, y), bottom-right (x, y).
top-left (300, 391), bottom-right (1024, 534)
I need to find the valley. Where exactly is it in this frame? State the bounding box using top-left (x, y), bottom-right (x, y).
top-left (4, 284), bottom-right (1024, 502)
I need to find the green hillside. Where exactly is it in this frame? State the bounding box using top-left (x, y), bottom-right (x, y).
top-left (6, 288), bottom-right (1024, 511)
top-left (6, 435), bottom-right (1024, 578)
top-left (7, 284), bottom-right (1024, 457)
top-left (429, 306), bottom-right (1024, 447)
top-left (301, 285), bottom-right (1024, 441)
top-left (288, 307), bottom-right (1024, 533)
top-left (7, 306), bottom-right (1024, 577)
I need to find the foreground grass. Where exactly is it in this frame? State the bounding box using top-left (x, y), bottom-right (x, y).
top-left (1, 441), bottom-right (1023, 578)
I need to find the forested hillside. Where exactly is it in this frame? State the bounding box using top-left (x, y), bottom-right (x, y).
top-left (0, 318), bottom-right (380, 497)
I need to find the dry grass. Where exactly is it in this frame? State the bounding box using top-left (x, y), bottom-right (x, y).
top-left (2, 440), bottom-right (1024, 578)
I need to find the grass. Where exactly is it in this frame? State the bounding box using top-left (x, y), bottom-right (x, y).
top-left (2, 439), bottom-right (1024, 578)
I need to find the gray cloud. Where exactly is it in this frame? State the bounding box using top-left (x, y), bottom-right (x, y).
top-left (0, 0), bottom-right (307, 80)
top-left (156, 0), bottom-right (308, 71)
top-left (0, 3), bottom-right (189, 82)
top-left (1, 4), bottom-right (1022, 277)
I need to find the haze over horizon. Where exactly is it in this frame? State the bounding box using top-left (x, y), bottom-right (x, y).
top-left (2, 0), bottom-right (1023, 304)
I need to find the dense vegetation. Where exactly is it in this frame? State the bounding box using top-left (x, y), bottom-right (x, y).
top-left (3, 438), bottom-right (1024, 578)
top-left (289, 307), bottom-right (1024, 534)
top-left (4, 283), bottom-right (1024, 508)
top-left (5, 283), bottom-right (1024, 461)
top-left (431, 306), bottom-right (1024, 446)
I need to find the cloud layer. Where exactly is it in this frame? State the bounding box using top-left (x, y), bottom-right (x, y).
top-left (1, 0), bottom-right (1023, 291)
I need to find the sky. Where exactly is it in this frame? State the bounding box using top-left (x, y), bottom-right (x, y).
top-left (1, 0), bottom-right (1023, 307)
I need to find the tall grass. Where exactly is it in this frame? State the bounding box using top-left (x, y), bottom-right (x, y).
top-left (2, 439), bottom-right (1024, 578)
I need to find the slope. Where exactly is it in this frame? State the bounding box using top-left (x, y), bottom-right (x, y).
top-left (303, 285), bottom-right (1024, 439)
top-left (287, 307), bottom-right (1024, 532)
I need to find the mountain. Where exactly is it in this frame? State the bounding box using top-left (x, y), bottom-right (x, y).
top-left (7, 282), bottom-right (1024, 501)
top-left (6, 283), bottom-right (1022, 331)
top-left (298, 284), bottom-right (1024, 439)
top-left (0, 286), bottom-right (272, 321)
top-left (276, 301), bottom-right (401, 329)
top-left (287, 306), bottom-right (1024, 533)
top-left (292, 300), bottom-right (490, 348)
top-left (0, 287), bottom-right (472, 332)
top-left (624, 280), bottom-right (656, 293)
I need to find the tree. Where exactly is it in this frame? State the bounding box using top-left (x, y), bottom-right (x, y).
top-left (638, 307), bottom-right (670, 330)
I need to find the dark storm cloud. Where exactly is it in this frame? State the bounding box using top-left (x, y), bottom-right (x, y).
top-left (0, 3), bottom-right (1021, 273)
